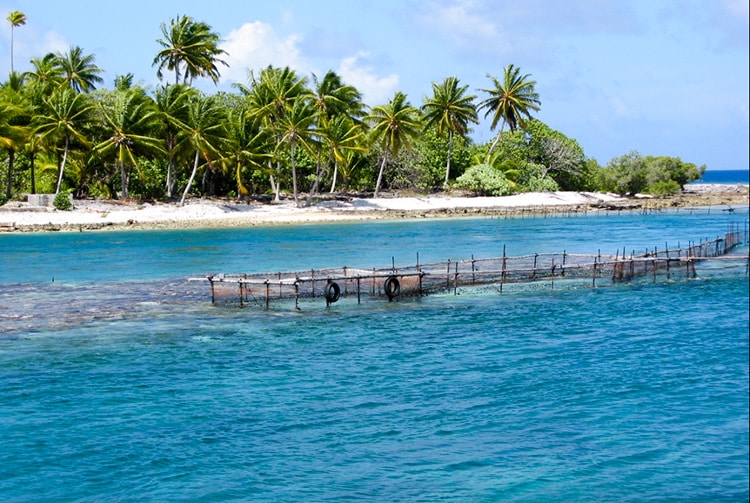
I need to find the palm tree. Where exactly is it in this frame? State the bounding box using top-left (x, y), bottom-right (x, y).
top-left (154, 83), bottom-right (194, 198)
top-left (421, 76), bottom-right (478, 187)
top-left (7, 11), bottom-right (26, 74)
top-left (275, 97), bottom-right (320, 207)
top-left (367, 91), bottom-right (421, 197)
top-left (93, 87), bottom-right (163, 199)
top-left (55, 46), bottom-right (104, 93)
top-left (24, 53), bottom-right (64, 96)
top-left (307, 70), bottom-right (366, 199)
top-left (222, 108), bottom-right (271, 199)
top-left (177, 94), bottom-right (226, 205)
top-left (478, 64), bottom-right (541, 155)
top-left (311, 70), bottom-right (366, 123)
top-left (239, 66), bottom-right (310, 201)
top-left (0, 95), bottom-right (26, 200)
top-left (32, 86), bottom-right (94, 193)
top-left (153, 15), bottom-right (228, 86)
top-left (323, 115), bottom-right (366, 193)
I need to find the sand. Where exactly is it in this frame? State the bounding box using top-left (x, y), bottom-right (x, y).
top-left (0, 184), bottom-right (747, 233)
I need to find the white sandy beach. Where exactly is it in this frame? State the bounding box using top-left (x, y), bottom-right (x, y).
top-left (0, 184), bottom-right (747, 232)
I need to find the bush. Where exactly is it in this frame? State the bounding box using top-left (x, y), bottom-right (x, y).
top-left (645, 180), bottom-right (680, 195)
top-left (523, 175), bottom-right (559, 192)
top-left (53, 192), bottom-right (73, 211)
top-left (455, 164), bottom-right (515, 196)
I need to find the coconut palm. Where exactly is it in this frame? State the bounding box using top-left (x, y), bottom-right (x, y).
top-left (421, 76), bottom-right (478, 187)
top-left (93, 86), bottom-right (163, 199)
top-left (478, 64), bottom-right (541, 154)
top-left (239, 66), bottom-right (311, 200)
top-left (55, 46), bottom-right (104, 94)
top-left (24, 53), bottom-right (64, 96)
top-left (7, 11), bottom-right (26, 74)
top-left (0, 91), bottom-right (27, 200)
top-left (306, 70), bottom-right (366, 198)
top-left (367, 91), bottom-right (421, 197)
top-left (177, 94), bottom-right (226, 205)
top-left (311, 70), bottom-right (366, 123)
top-left (32, 86), bottom-right (94, 193)
top-left (275, 97), bottom-right (320, 207)
top-left (323, 115), bottom-right (366, 193)
top-left (153, 15), bottom-right (227, 86)
top-left (222, 108), bottom-right (271, 199)
top-left (153, 83), bottom-right (194, 198)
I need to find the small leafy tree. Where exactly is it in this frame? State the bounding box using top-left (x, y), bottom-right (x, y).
top-left (455, 164), bottom-right (514, 196)
top-left (53, 191), bottom-right (72, 210)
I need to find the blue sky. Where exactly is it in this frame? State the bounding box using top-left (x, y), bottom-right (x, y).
top-left (1, 0), bottom-right (748, 170)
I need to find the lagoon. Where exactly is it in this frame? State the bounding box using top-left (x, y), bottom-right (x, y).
top-left (1, 208), bottom-right (748, 501)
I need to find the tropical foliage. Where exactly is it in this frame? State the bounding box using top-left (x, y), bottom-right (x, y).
top-left (0, 11), bottom-right (706, 205)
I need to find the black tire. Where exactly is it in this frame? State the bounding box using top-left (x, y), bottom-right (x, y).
top-left (324, 282), bottom-right (341, 303)
top-left (384, 276), bottom-right (400, 300)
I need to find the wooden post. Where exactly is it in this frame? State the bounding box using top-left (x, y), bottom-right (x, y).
top-left (551, 258), bottom-right (555, 289)
top-left (294, 280), bottom-right (300, 310)
top-left (592, 254), bottom-right (597, 287)
top-left (500, 245), bottom-right (507, 293)
top-left (357, 277), bottom-right (361, 304)
top-left (454, 261), bottom-right (459, 295)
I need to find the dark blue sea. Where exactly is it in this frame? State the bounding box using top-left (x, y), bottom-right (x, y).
top-left (694, 169), bottom-right (749, 184)
top-left (1, 207), bottom-right (748, 502)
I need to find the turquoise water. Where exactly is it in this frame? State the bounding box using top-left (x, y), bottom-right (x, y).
top-left (1, 208), bottom-right (748, 501)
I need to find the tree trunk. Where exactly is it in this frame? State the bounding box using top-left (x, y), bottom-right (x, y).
top-left (290, 140), bottom-right (300, 207)
top-left (374, 154), bottom-right (388, 198)
top-left (486, 125), bottom-right (505, 158)
top-left (273, 161), bottom-right (281, 201)
top-left (5, 149), bottom-right (14, 200)
top-left (30, 152), bottom-right (36, 195)
top-left (330, 158), bottom-right (339, 193)
top-left (444, 130), bottom-right (454, 188)
top-left (180, 149), bottom-right (201, 206)
top-left (306, 158), bottom-right (325, 207)
top-left (55, 136), bottom-right (70, 194)
top-left (237, 161), bottom-right (249, 200)
top-left (119, 160), bottom-right (129, 199)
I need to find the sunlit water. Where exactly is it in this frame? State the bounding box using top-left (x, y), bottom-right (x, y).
top-left (1, 208), bottom-right (748, 501)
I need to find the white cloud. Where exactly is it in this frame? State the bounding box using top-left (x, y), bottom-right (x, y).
top-left (219, 21), bottom-right (312, 84)
top-left (337, 52), bottom-right (399, 105)
top-left (724, 0), bottom-right (749, 19)
top-left (431, 0), bottom-right (497, 41)
top-left (1, 24), bottom-right (68, 74)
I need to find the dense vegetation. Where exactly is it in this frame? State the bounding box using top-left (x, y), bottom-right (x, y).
top-left (0, 12), bottom-right (705, 207)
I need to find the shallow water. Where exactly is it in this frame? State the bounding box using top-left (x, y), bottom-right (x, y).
top-left (1, 208), bottom-right (748, 501)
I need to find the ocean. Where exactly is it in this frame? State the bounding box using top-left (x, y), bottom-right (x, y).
top-left (1, 207), bottom-right (748, 502)
top-left (694, 169), bottom-right (749, 185)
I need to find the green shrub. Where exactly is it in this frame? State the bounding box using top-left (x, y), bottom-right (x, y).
top-left (523, 175), bottom-right (559, 192)
top-left (455, 164), bottom-right (515, 196)
top-left (645, 180), bottom-right (680, 195)
top-left (53, 192), bottom-right (73, 211)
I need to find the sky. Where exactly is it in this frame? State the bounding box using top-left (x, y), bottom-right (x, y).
top-left (1, 0), bottom-right (748, 171)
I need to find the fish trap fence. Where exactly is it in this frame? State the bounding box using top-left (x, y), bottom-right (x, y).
top-left (197, 224), bottom-right (748, 309)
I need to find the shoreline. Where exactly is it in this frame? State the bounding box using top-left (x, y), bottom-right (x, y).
top-left (1, 184), bottom-right (747, 234)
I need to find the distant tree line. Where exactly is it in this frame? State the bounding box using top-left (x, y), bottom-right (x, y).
top-left (0, 12), bottom-right (705, 207)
